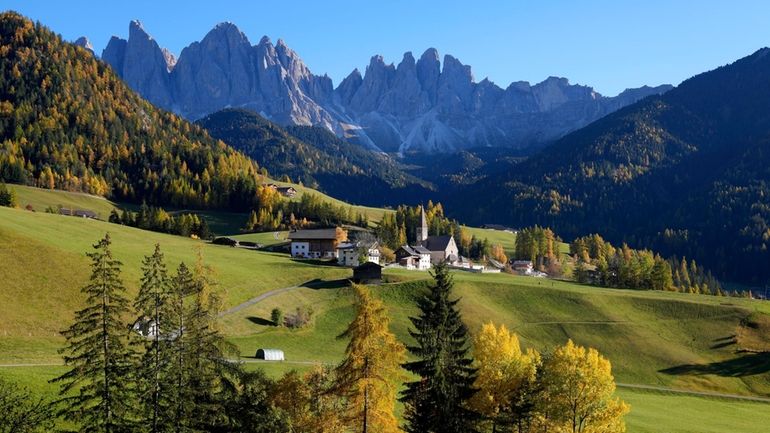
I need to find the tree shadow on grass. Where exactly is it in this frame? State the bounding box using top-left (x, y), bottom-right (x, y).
top-left (660, 352), bottom-right (770, 377)
top-left (247, 316), bottom-right (275, 326)
top-left (302, 278), bottom-right (350, 290)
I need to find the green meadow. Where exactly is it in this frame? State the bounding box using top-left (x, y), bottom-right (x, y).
top-left (2, 189), bottom-right (770, 432)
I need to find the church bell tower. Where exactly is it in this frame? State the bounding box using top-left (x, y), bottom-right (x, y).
top-left (416, 206), bottom-right (428, 243)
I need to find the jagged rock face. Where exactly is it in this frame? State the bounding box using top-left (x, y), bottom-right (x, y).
top-left (101, 21), bottom-right (672, 153)
top-left (73, 36), bottom-right (94, 54)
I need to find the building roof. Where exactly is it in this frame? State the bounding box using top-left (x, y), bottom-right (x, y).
top-left (288, 228), bottom-right (341, 240)
top-left (336, 242), bottom-right (356, 250)
top-left (59, 208), bottom-right (98, 218)
top-left (354, 261), bottom-right (383, 271)
top-left (422, 235), bottom-right (454, 252)
top-left (413, 245), bottom-right (432, 255)
top-left (396, 245), bottom-right (419, 257)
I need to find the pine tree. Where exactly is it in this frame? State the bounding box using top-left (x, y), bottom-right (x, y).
top-left (167, 263), bottom-right (197, 433)
top-left (134, 244), bottom-right (173, 433)
top-left (184, 251), bottom-right (239, 431)
top-left (0, 182), bottom-right (16, 207)
top-left (52, 234), bottom-right (137, 433)
top-left (401, 263), bottom-right (479, 433)
top-left (334, 284), bottom-right (405, 433)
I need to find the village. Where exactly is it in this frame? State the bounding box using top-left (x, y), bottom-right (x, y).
top-left (283, 207), bottom-right (542, 283)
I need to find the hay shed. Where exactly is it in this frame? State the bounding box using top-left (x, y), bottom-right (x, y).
top-left (255, 348), bottom-right (285, 361)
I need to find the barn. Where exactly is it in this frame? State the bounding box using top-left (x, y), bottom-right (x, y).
top-left (255, 348), bottom-right (285, 361)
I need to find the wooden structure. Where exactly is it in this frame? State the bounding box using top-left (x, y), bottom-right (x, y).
top-left (352, 262), bottom-right (383, 284)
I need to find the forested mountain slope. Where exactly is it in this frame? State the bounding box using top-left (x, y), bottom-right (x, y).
top-left (452, 48), bottom-right (770, 283)
top-left (197, 109), bottom-right (433, 206)
top-left (0, 12), bottom-right (261, 210)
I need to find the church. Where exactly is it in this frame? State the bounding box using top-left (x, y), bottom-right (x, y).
top-left (396, 207), bottom-right (459, 268)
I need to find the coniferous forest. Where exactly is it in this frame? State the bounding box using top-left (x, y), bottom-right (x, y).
top-left (0, 12), bottom-right (262, 210)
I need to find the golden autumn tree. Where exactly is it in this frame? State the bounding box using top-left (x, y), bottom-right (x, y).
top-left (470, 323), bottom-right (540, 433)
top-left (536, 340), bottom-right (629, 433)
top-left (490, 244), bottom-right (508, 264)
top-left (334, 283), bottom-right (406, 433)
top-left (271, 367), bottom-right (348, 433)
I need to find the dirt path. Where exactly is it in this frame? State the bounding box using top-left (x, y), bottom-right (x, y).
top-left (217, 279), bottom-right (330, 318)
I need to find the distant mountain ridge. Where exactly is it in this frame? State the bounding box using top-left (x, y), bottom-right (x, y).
top-left (95, 21), bottom-right (671, 153)
top-left (449, 47), bottom-right (770, 284)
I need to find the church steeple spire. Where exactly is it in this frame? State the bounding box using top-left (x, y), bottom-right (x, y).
top-left (416, 205), bottom-right (428, 243)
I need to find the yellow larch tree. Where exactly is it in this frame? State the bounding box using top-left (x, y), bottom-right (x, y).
top-left (470, 322), bottom-right (540, 433)
top-left (536, 339), bottom-right (629, 433)
top-left (334, 283), bottom-right (406, 433)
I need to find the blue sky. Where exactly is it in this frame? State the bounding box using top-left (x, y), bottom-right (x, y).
top-left (5, 0), bottom-right (770, 95)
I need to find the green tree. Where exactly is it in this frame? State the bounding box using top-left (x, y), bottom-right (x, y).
top-left (184, 251), bottom-right (240, 431)
top-left (167, 263), bottom-right (197, 432)
top-left (0, 377), bottom-right (54, 433)
top-left (0, 182), bottom-right (16, 207)
top-left (52, 234), bottom-right (137, 432)
top-left (334, 284), bottom-right (405, 433)
top-left (401, 263), bottom-right (479, 433)
top-left (222, 370), bottom-right (290, 433)
top-left (271, 308), bottom-right (284, 327)
top-left (134, 244), bottom-right (173, 433)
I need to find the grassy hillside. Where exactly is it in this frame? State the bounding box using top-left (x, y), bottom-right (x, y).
top-left (2, 202), bottom-right (770, 432)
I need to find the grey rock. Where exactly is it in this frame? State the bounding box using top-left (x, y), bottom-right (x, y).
top-left (73, 36), bottom-right (94, 55)
top-left (100, 21), bottom-right (672, 153)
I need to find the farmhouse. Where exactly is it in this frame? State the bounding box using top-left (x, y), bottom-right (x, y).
top-left (352, 261), bottom-right (383, 284)
top-left (336, 241), bottom-right (380, 267)
top-left (512, 260), bottom-right (534, 274)
top-left (395, 245), bottom-right (431, 270)
top-left (288, 227), bottom-right (347, 258)
top-left (277, 186), bottom-right (297, 197)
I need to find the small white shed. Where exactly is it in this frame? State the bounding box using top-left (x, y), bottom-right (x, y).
top-left (255, 348), bottom-right (285, 361)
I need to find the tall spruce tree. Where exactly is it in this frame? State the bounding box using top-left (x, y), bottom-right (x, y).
top-left (401, 263), bottom-right (479, 433)
top-left (52, 234), bottom-right (136, 433)
top-left (134, 244), bottom-right (173, 433)
top-left (185, 250), bottom-right (240, 431)
top-left (334, 283), bottom-right (405, 433)
top-left (166, 262), bottom-right (197, 433)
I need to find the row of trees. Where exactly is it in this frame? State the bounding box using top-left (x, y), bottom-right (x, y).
top-left (109, 203), bottom-right (212, 239)
top-left (570, 233), bottom-right (724, 294)
top-left (242, 191), bottom-right (370, 232)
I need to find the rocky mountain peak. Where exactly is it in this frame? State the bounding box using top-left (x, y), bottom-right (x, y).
top-left (100, 20), bottom-right (671, 153)
top-left (73, 36), bottom-right (94, 54)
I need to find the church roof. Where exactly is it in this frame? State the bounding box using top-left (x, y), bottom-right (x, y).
top-left (422, 235), bottom-right (455, 251)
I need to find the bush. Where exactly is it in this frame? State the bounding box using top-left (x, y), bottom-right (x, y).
top-left (285, 306), bottom-right (314, 329)
top-left (0, 183), bottom-right (16, 207)
top-left (271, 308), bottom-right (284, 327)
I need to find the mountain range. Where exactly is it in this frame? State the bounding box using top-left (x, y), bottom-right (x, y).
top-left (95, 20), bottom-right (671, 153)
top-left (450, 47), bottom-right (770, 284)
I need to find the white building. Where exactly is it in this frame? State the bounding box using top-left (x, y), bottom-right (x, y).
top-left (336, 241), bottom-right (381, 267)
